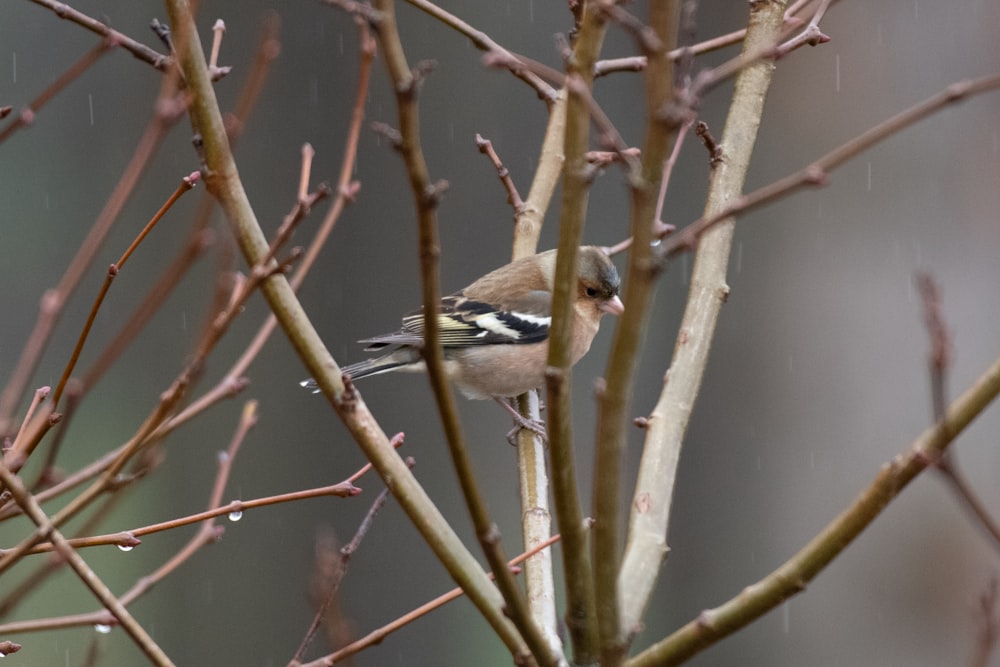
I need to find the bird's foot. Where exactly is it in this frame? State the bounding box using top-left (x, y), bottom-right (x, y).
top-left (494, 397), bottom-right (547, 445)
top-left (505, 417), bottom-right (547, 446)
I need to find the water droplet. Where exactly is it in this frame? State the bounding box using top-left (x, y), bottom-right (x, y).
top-left (94, 624), bottom-right (112, 634)
top-left (228, 504), bottom-right (243, 522)
top-left (117, 544), bottom-right (133, 552)
top-left (217, 450), bottom-right (230, 463)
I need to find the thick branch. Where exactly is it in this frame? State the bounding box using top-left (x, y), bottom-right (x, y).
top-left (544, 3), bottom-right (615, 663)
top-left (589, 1), bottom-right (681, 664)
top-left (161, 1), bottom-right (534, 664)
top-left (368, 1), bottom-right (557, 663)
top-left (618, 0), bottom-right (785, 642)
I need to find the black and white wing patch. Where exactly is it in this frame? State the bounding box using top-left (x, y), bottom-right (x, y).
top-left (438, 296), bottom-right (550, 346)
top-left (362, 291), bottom-right (551, 351)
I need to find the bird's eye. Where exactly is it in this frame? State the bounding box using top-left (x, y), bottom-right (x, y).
top-left (585, 287), bottom-right (599, 298)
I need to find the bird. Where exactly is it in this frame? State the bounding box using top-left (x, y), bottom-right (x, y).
top-left (302, 246), bottom-right (624, 439)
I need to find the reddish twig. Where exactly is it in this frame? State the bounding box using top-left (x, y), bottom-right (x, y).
top-left (27, 0), bottom-right (170, 71)
top-left (601, 118), bottom-right (691, 259)
top-left (774, 0), bottom-right (833, 57)
top-left (400, 0), bottom-right (556, 103)
top-left (80, 229), bottom-right (215, 396)
top-left (476, 134), bottom-right (525, 216)
top-left (261, 146), bottom-right (332, 267)
top-left (208, 19), bottom-right (226, 71)
top-left (593, 0), bottom-right (816, 76)
top-left (10, 387), bottom-right (50, 447)
top-left (49, 172), bottom-right (200, 411)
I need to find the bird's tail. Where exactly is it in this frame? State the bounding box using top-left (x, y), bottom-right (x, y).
top-left (299, 347), bottom-right (421, 393)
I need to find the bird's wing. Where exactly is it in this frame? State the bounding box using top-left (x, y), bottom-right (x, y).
top-left (361, 290), bottom-right (551, 350)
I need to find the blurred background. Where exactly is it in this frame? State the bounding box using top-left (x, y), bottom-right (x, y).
top-left (2, 1), bottom-right (999, 665)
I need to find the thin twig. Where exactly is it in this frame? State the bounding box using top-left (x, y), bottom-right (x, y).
top-left (774, 0), bottom-right (833, 57)
top-left (50, 172), bottom-right (200, 410)
top-left (209, 19), bottom-right (226, 70)
top-left (79, 229), bottom-right (214, 395)
top-left (476, 133), bottom-right (525, 215)
top-left (8, 481), bottom-right (363, 557)
top-left (592, 0), bottom-right (817, 76)
top-left (399, 0), bottom-right (557, 103)
top-left (11, 387), bottom-right (50, 446)
top-left (27, 0), bottom-right (170, 70)
top-left (261, 179), bottom-right (331, 267)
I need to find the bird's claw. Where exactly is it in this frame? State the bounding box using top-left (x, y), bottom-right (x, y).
top-left (505, 416), bottom-right (547, 446)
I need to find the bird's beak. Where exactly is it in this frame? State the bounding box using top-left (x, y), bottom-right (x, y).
top-left (601, 295), bottom-right (625, 316)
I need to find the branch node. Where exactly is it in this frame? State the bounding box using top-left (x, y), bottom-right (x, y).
top-left (695, 121), bottom-right (723, 164)
top-left (338, 373), bottom-right (359, 411)
top-left (371, 121), bottom-right (402, 151)
top-left (149, 18), bottom-right (172, 51)
top-left (399, 60), bottom-right (437, 97)
top-left (803, 164), bottom-right (828, 185)
top-left (422, 180), bottom-right (450, 207)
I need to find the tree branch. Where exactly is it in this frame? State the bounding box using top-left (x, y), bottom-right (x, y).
top-left (628, 350), bottom-right (1000, 667)
top-left (618, 0), bottom-right (785, 644)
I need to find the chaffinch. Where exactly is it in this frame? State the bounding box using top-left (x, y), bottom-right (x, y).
top-left (303, 246), bottom-right (623, 436)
